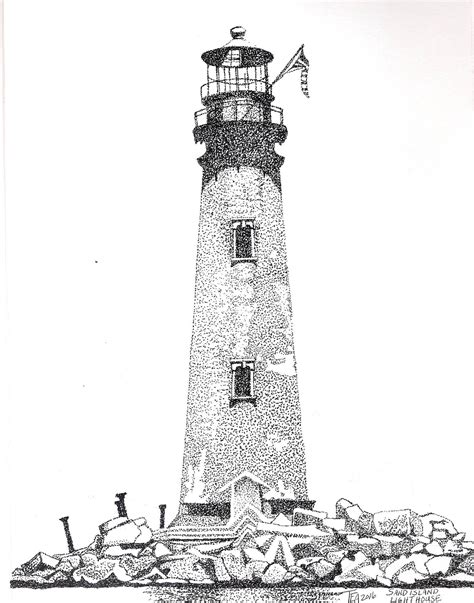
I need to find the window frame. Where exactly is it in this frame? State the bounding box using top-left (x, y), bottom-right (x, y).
top-left (231, 219), bottom-right (257, 266)
top-left (230, 359), bottom-right (257, 408)
top-left (221, 49), bottom-right (241, 68)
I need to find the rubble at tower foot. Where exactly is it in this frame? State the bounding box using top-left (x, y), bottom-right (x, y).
top-left (11, 499), bottom-right (474, 588)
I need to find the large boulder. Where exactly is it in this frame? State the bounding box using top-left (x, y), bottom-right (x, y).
top-left (99, 517), bottom-right (129, 534)
top-left (243, 547), bottom-right (266, 562)
top-left (291, 542), bottom-right (320, 560)
top-left (336, 499), bottom-right (353, 518)
top-left (20, 552), bottom-right (59, 575)
top-left (372, 534), bottom-right (413, 557)
top-left (286, 564), bottom-right (313, 581)
top-left (415, 513), bottom-right (457, 539)
top-left (335, 499), bottom-right (374, 536)
top-left (220, 548), bottom-right (248, 581)
top-left (346, 535), bottom-right (381, 558)
top-left (426, 555), bottom-right (453, 576)
top-left (246, 560), bottom-right (269, 581)
top-left (384, 553), bottom-right (430, 583)
top-left (442, 572), bottom-right (474, 583)
top-left (159, 554), bottom-right (214, 582)
top-left (355, 561), bottom-right (386, 582)
top-left (55, 555), bottom-right (81, 576)
top-left (152, 542), bottom-right (173, 558)
top-left (326, 549), bottom-right (346, 564)
top-left (11, 574), bottom-right (50, 586)
top-left (306, 558), bottom-right (336, 579)
top-left (383, 556), bottom-right (411, 581)
top-left (14, 569), bottom-right (71, 586)
top-left (443, 539), bottom-right (464, 555)
top-left (311, 530), bottom-right (336, 549)
top-left (113, 554), bottom-right (157, 582)
top-left (102, 545), bottom-right (143, 557)
top-left (48, 570), bottom-right (71, 584)
top-left (100, 517), bottom-right (152, 547)
top-left (323, 518), bottom-right (346, 531)
top-left (426, 541), bottom-right (444, 556)
top-left (373, 509), bottom-right (413, 536)
top-left (458, 554), bottom-right (474, 575)
top-left (334, 552), bottom-right (373, 584)
top-left (73, 554), bottom-right (117, 585)
top-left (396, 568), bottom-right (429, 585)
top-left (293, 508), bottom-right (327, 527)
top-left (261, 563), bottom-right (289, 585)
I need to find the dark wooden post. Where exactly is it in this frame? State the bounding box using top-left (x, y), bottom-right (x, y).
top-left (115, 492), bottom-right (128, 518)
top-left (59, 516), bottom-right (75, 553)
top-left (159, 504), bottom-right (167, 529)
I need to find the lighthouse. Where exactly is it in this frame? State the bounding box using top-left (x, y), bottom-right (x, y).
top-left (173, 27), bottom-right (309, 531)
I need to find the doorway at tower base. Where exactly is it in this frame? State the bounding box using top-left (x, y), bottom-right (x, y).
top-left (171, 471), bottom-right (315, 530)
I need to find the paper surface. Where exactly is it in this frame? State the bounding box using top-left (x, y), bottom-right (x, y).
top-left (3, 1), bottom-right (473, 601)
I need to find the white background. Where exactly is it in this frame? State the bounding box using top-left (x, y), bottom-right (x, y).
top-left (3, 0), bottom-right (474, 598)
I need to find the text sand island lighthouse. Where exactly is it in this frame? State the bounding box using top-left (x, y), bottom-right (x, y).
top-left (168, 27), bottom-right (313, 538)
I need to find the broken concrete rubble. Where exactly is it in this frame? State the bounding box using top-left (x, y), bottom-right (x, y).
top-left (373, 509), bottom-right (412, 536)
top-left (160, 555), bottom-right (214, 582)
top-left (220, 548), bottom-right (248, 580)
top-left (101, 517), bottom-right (152, 547)
top-left (306, 558), bottom-right (335, 579)
top-left (458, 554), bottom-right (474, 575)
top-left (11, 499), bottom-right (474, 588)
top-left (426, 555), bottom-right (453, 576)
top-left (264, 535), bottom-right (295, 567)
top-left (335, 551), bottom-right (373, 583)
top-left (293, 508), bottom-right (327, 527)
top-left (20, 552), bottom-right (59, 575)
top-left (261, 562), bottom-right (287, 584)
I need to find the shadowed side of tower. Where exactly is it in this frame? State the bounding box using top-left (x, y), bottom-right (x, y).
top-left (174, 27), bottom-right (308, 527)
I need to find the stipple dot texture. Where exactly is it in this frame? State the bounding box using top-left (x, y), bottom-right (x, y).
top-left (179, 165), bottom-right (308, 505)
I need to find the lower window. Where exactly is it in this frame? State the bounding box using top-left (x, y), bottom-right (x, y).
top-left (230, 360), bottom-right (256, 407)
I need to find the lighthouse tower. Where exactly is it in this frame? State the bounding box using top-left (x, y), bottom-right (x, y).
top-left (175, 27), bottom-right (309, 528)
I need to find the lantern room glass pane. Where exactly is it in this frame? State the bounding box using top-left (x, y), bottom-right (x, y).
top-left (222, 49), bottom-right (241, 67)
top-left (212, 65), bottom-right (267, 96)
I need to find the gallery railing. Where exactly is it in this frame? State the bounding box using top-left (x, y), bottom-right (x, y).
top-left (194, 100), bottom-right (283, 128)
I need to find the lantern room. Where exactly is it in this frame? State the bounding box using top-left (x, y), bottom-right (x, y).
top-left (195, 27), bottom-right (284, 128)
top-left (200, 26), bottom-right (273, 100)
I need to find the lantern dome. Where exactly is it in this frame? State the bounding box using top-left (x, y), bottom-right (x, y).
top-left (202, 26), bottom-right (273, 67)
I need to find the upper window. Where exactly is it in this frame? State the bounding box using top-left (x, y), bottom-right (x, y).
top-left (222, 49), bottom-right (241, 67)
top-left (230, 360), bottom-right (256, 407)
top-left (231, 220), bottom-right (256, 265)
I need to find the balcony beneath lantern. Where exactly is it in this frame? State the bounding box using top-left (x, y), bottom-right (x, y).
top-left (194, 99), bottom-right (284, 128)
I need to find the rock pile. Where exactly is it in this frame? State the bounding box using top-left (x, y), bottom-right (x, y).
top-left (11, 500), bottom-right (474, 588)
